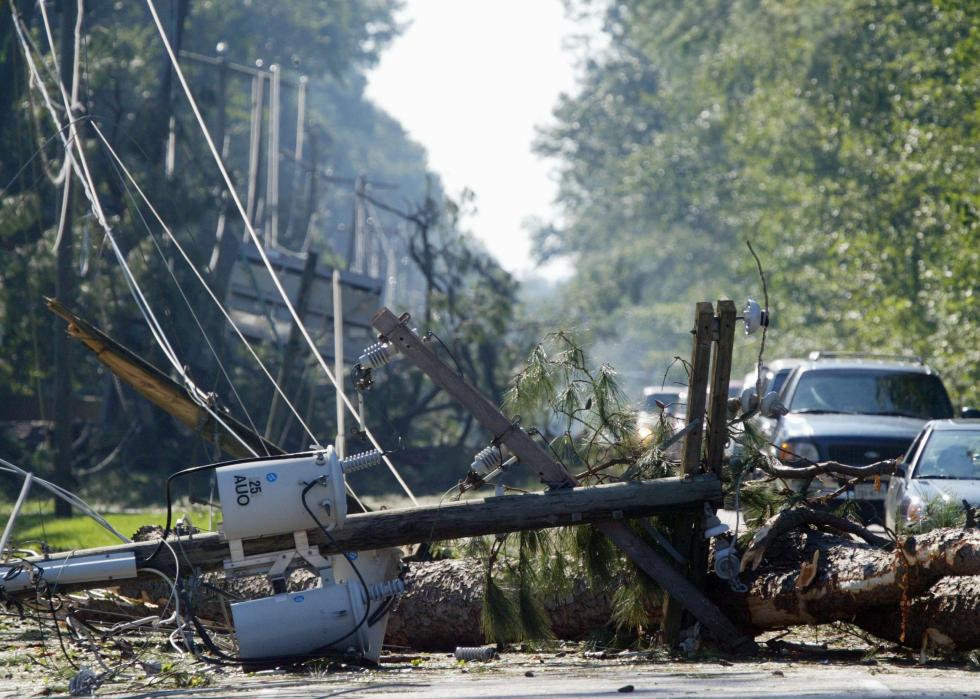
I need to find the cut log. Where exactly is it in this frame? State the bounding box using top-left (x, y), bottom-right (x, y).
top-left (712, 527), bottom-right (980, 650)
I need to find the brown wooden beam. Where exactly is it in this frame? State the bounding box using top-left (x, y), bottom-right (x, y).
top-left (662, 301), bottom-right (716, 644)
top-left (18, 475), bottom-right (720, 580)
top-left (705, 300), bottom-right (737, 477)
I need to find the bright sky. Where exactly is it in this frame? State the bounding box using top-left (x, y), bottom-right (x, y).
top-left (366, 0), bottom-right (599, 280)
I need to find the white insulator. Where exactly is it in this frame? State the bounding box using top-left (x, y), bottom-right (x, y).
top-left (470, 445), bottom-right (503, 477)
top-left (358, 341), bottom-right (393, 369)
top-left (362, 577), bottom-right (406, 602)
top-left (714, 545), bottom-right (741, 581)
top-left (341, 449), bottom-right (384, 474)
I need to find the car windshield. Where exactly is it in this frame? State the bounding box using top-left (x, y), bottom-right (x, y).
top-left (788, 369), bottom-right (953, 419)
top-left (914, 430), bottom-right (980, 480)
top-left (769, 368), bottom-right (794, 396)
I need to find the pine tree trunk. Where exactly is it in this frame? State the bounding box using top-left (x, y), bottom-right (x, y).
top-left (73, 527), bottom-right (980, 653)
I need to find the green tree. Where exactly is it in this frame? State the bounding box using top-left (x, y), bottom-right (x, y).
top-left (537, 0), bottom-right (979, 405)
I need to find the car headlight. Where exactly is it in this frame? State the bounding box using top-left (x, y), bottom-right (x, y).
top-left (901, 494), bottom-right (924, 523)
top-left (776, 439), bottom-right (820, 465)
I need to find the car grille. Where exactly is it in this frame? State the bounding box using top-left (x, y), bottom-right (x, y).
top-left (826, 439), bottom-right (910, 466)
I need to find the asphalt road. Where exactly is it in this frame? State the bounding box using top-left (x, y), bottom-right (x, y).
top-left (33, 656), bottom-right (979, 698)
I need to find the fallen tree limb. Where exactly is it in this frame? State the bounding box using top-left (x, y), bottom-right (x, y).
top-left (760, 457), bottom-right (899, 483)
top-left (854, 576), bottom-right (980, 651)
top-left (741, 506), bottom-right (890, 572)
top-left (715, 527), bottom-right (980, 649)
top-left (80, 533), bottom-right (980, 652)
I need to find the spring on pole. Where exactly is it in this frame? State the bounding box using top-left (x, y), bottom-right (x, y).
top-left (470, 445), bottom-right (503, 477)
top-left (341, 449), bottom-right (384, 474)
top-left (358, 341), bottom-right (393, 369)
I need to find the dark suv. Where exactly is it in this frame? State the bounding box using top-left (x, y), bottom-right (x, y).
top-left (771, 352), bottom-right (954, 519)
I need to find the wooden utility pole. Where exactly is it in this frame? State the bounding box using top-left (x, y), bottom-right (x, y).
top-left (372, 308), bottom-right (753, 652)
top-left (52, 0), bottom-right (78, 517)
top-left (661, 302), bottom-right (713, 643)
top-left (19, 476), bottom-right (722, 590)
top-left (348, 176), bottom-right (366, 271)
top-left (264, 251), bottom-right (318, 442)
top-left (662, 299), bottom-right (739, 646)
top-left (705, 301), bottom-right (737, 477)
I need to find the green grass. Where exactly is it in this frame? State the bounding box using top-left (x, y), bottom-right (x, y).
top-left (1, 501), bottom-right (217, 552)
top-left (4, 510), bottom-right (164, 551)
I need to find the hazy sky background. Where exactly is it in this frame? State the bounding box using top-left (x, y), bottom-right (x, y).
top-left (366, 0), bottom-right (601, 280)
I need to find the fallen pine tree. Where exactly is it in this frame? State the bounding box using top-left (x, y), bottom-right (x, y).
top-left (68, 504), bottom-right (980, 654)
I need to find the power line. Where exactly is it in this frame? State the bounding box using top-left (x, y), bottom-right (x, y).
top-left (146, 0), bottom-right (418, 505)
top-left (13, 2), bottom-right (258, 459)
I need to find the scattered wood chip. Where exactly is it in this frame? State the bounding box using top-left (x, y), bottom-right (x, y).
top-left (796, 549), bottom-right (821, 590)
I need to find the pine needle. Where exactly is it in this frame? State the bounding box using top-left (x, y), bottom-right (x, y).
top-left (481, 575), bottom-right (523, 644)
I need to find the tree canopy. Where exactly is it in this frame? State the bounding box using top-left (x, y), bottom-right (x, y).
top-left (537, 0), bottom-right (979, 406)
top-left (0, 1), bottom-right (520, 502)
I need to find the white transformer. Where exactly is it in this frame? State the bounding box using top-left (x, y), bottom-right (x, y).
top-left (214, 447), bottom-right (405, 663)
top-left (215, 448), bottom-right (347, 541)
top-left (230, 547), bottom-right (403, 662)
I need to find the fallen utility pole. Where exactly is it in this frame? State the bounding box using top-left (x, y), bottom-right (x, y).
top-left (16, 475), bottom-right (719, 591)
top-left (47, 298), bottom-right (281, 460)
top-left (372, 308), bottom-right (755, 653)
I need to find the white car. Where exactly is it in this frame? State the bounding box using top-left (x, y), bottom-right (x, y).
top-left (885, 420), bottom-right (980, 531)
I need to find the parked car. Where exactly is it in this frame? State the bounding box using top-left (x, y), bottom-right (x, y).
top-left (885, 420), bottom-right (980, 531)
top-left (771, 351), bottom-right (954, 521)
top-left (730, 358), bottom-right (804, 466)
top-left (636, 385), bottom-right (685, 444)
top-left (741, 358), bottom-right (805, 443)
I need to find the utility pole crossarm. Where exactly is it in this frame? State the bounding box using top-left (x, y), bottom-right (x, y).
top-left (370, 307), bottom-right (754, 652)
top-left (372, 308), bottom-right (574, 488)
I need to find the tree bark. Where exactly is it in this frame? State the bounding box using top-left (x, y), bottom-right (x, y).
top-left (712, 526), bottom-right (980, 651)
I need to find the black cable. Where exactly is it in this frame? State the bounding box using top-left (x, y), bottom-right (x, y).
top-left (42, 584), bottom-right (79, 670)
top-left (180, 482), bottom-right (384, 668)
top-left (299, 482), bottom-right (373, 649)
top-left (424, 331), bottom-right (466, 378)
top-left (367, 596), bottom-right (395, 627)
top-left (145, 451), bottom-right (319, 564)
top-left (144, 462), bottom-right (225, 565)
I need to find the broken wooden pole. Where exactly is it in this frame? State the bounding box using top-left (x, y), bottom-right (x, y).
top-left (47, 298), bottom-right (282, 460)
top-left (371, 308), bottom-right (754, 651)
top-left (705, 300), bottom-right (737, 476)
top-left (662, 301), bottom-right (715, 645)
top-left (15, 475), bottom-right (720, 588)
